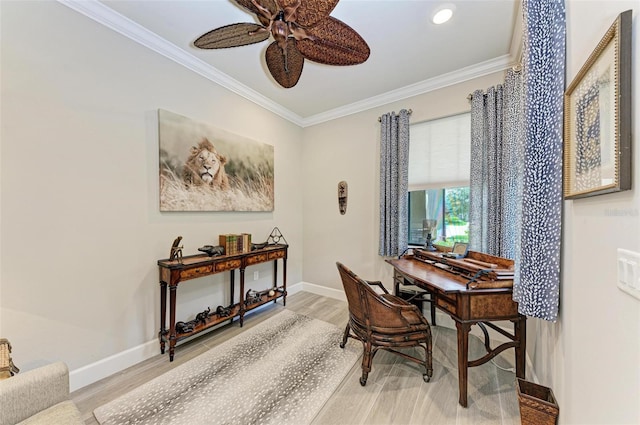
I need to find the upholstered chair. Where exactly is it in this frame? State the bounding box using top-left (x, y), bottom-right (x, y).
top-left (336, 262), bottom-right (433, 385)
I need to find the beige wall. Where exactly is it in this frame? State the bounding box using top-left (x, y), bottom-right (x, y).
top-left (301, 73), bottom-right (505, 290)
top-left (0, 0), bottom-right (303, 388)
top-left (528, 2), bottom-right (639, 424)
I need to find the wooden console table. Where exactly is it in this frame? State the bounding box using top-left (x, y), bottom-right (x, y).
top-left (158, 244), bottom-right (287, 361)
top-left (386, 255), bottom-right (525, 407)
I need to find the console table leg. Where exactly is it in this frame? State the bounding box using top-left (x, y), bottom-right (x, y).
top-left (169, 284), bottom-right (177, 362)
top-left (159, 281), bottom-right (167, 354)
top-left (273, 260), bottom-right (278, 304)
top-left (282, 258), bottom-right (287, 306)
top-left (456, 321), bottom-right (471, 407)
top-left (230, 269), bottom-right (235, 307)
top-left (239, 268), bottom-right (245, 327)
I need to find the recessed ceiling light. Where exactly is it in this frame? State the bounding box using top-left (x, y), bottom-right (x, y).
top-left (432, 5), bottom-right (455, 25)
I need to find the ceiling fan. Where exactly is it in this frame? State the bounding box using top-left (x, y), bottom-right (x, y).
top-left (193, 0), bottom-right (370, 88)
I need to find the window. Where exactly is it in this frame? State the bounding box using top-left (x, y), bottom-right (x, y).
top-left (408, 113), bottom-right (470, 247)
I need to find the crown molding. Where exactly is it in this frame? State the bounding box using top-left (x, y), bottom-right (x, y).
top-left (57, 0), bottom-right (520, 129)
top-left (303, 54), bottom-right (515, 126)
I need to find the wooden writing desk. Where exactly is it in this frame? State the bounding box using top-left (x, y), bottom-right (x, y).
top-left (386, 255), bottom-right (525, 407)
top-left (158, 245), bottom-right (287, 361)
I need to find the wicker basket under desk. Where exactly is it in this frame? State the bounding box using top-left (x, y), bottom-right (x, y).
top-left (516, 378), bottom-right (559, 425)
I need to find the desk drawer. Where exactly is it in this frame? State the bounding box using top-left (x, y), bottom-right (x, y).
top-left (215, 259), bottom-right (242, 272)
top-left (180, 265), bottom-right (212, 280)
top-left (437, 296), bottom-right (457, 315)
top-left (245, 253), bottom-right (268, 265)
top-left (470, 294), bottom-right (518, 319)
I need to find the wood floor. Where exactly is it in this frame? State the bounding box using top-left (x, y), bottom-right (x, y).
top-left (71, 291), bottom-right (521, 425)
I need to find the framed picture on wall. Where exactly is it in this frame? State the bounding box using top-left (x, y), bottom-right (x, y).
top-left (158, 109), bottom-right (274, 212)
top-left (563, 9), bottom-right (632, 199)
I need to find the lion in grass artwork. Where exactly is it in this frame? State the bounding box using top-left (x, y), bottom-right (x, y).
top-left (158, 108), bottom-right (274, 211)
top-left (182, 138), bottom-right (229, 190)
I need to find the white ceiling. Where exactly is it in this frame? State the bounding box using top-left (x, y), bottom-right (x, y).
top-left (63, 0), bottom-right (521, 126)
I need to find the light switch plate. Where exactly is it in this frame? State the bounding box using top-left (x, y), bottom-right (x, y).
top-left (617, 248), bottom-right (640, 300)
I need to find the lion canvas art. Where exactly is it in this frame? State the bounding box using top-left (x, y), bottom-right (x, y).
top-left (158, 109), bottom-right (274, 211)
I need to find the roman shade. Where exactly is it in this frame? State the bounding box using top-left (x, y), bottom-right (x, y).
top-left (408, 113), bottom-right (470, 191)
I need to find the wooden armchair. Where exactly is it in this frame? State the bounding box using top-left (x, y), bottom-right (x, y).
top-left (337, 262), bottom-right (433, 385)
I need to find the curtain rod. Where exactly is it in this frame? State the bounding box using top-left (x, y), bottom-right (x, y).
top-left (378, 109), bottom-right (412, 122)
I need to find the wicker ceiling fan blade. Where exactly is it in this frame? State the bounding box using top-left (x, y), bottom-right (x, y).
top-left (279, 0), bottom-right (339, 27)
top-left (195, 0), bottom-right (368, 88)
top-left (194, 23), bottom-right (270, 49)
top-left (297, 17), bottom-right (370, 65)
top-left (234, 0), bottom-right (278, 26)
top-left (265, 40), bottom-right (304, 88)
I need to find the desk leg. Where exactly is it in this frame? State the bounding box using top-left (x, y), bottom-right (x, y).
top-left (429, 292), bottom-right (437, 326)
top-left (456, 321), bottom-right (472, 407)
top-left (159, 281), bottom-right (167, 354)
top-left (514, 314), bottom-right (527, 378)
top-left (393, 273), bottom-right (400, 295)
top-left (169, 284), bottom-right (177, 362)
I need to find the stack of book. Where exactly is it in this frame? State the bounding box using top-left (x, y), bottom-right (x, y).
top-left (218, 233), bottom-right (252, 255)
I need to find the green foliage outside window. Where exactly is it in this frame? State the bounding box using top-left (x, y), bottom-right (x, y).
top-left (408, 186), bottom-right (470, 247)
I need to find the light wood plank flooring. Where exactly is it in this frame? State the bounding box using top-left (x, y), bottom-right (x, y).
top-left (71, 291), bottom-right (521, 424)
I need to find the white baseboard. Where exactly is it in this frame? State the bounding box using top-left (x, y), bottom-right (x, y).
top-left (69, 281), bottom-right (328, 392)
top-left (70, 282), bottom-right (535, 391)
top-left (289, 281), bottom-right (346, 301)
top-left (69, 339), bottom-right (158, 392)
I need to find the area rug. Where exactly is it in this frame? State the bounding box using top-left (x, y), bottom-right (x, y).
top-left (93, 310), bottom-right (360, 425)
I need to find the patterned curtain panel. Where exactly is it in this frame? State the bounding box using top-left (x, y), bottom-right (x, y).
top-left (469, 68), bottom-right (524, 259)
top-left (502, 70), bottom-right (526, 262)
top-left (379, 109), bottom-right (410, 257)
top-left (514, 0), bottom-right (565, 321)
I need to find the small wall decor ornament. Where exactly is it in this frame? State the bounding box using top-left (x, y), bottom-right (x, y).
top-left (338, 181), bottom-right (348, 215)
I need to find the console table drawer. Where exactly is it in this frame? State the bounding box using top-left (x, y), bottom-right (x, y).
top-left (215, 259), bottom-right (242, 272)
top-left (180, 265), bottom-right (212, 280)
top-left (245, 253), bottom-right (268, 265)
top-left (268, 250), bottom-right (286, 260)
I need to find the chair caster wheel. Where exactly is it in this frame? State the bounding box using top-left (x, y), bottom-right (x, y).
top-left (360, 376), bottom-right (367, 386)
top-left (423, 374), bottom-right (431, 383)
top-left (339, 342), bottom-right (345, 348)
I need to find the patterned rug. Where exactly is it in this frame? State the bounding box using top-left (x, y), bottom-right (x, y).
top-left (93, 310), bottom-right (360, 425)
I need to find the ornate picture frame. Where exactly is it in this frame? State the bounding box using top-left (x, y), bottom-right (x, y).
top-left (563, 10), bottom-right (632, 199)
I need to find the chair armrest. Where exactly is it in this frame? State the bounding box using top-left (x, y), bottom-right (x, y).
top-left (379, 294), bottom-right (430, 326)
top-left (365, 280), bottom-right (389, 294)
top-left (0, 362), bottom-right (70, 425)
top-left (380, 293), bottom-right (418, 310)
